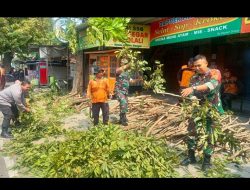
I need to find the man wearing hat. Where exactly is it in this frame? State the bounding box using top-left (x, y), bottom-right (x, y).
top-left (87, 67), bottom-right (110, 126)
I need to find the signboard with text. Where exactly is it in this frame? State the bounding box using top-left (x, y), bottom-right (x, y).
top-left (241, 17), bottom-right (250, 33)
top-left (78, 24), bottom-right (150, 50)
top-left (106, 24), bottom-right (150, 48)
top-left (150, 17), bottom-right (242, 46)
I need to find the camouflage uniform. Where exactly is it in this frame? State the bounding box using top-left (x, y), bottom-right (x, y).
top-left (187, 69), bottom-right (224, 156)
top-left (115, 71), bottom-right (129, 125)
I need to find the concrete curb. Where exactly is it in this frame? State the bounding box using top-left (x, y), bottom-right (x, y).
top-left (0, 157), bottom-right (9, 177)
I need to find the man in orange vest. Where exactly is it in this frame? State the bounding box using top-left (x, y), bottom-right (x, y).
top-left (87, 67), bottom-right (111, 126)
top-left (0, 64), bottom-right (6, 91)
top-left (177, 58), bottom-right (195, 92)
top-left (221, 69), bottom-right (242, 111)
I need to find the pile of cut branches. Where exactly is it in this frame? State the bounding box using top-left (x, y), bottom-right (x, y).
top-left (110, 94), bottom-right (250, 161)
top-left (56, 93), bottom-right (90, 112)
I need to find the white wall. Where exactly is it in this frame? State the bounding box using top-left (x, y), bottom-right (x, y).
top-left (48, 66), bottom-right (67, 80)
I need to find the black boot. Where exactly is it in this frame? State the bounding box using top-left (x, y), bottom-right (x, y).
top-left (120, 113), bottom-right (128, 126)
top-left (202, 154), bottom-right (212, 171)
top-left (181, 149), bottom-right (197, 166)
top-left (119, 113), bottom-right (122, 124)
top-left (1, 128), bottom-right (13, 139)
top-left (124, 113), bottom-right (128, 122)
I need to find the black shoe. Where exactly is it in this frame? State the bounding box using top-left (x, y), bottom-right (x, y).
top-left (121, 121), bottom-right (128, 126)
top-left (201, 155), bottom-right (212, 171)
top-left (119, 119), bottom-right (128, 126)
top-left (124, 114), bottom-right (128, 122)
top-left (181, 149), bottom-right (197, 166)
top-left (120, 113), bottom-right (128, 126)
top-left (202, 163), bottom-right (212, 171)
top-left (1, 132), bottom-right (13, 139)
top-left (181, 157), bottom-right (197, 166)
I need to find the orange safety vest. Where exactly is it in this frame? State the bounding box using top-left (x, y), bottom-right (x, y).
top-left (0, 69), bottom-right (6, 91)
top-left (181, 65), bottom-right (188, 69)
top-left (87, 78), bottom-right (110, 103)
top-left (223, 82), bottom-right (239, 95)
top-left (180, 68), bottom-right (195, 88)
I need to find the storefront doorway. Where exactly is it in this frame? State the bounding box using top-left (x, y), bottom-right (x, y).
top-left (86, 50), bottom-right (119, 94)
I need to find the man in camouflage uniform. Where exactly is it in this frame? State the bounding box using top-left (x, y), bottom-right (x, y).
top-left (114, 59), bottom-right (130, 126)
top-left (181, 54), bottom-right (224, 171)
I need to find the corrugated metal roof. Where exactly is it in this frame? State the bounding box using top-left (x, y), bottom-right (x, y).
top-left (84, 49), bottom-right (118, 54)
top-left (130, 17), bottom-right (163, 24)
top-left (76, 17), bottom-right (163, 31)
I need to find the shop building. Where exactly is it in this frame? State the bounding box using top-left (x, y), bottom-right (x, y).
top-left (148, 17), bottom-right (250, 100)
top-left (77, 17), bottom-right (250, 108)
top-left (77, 18), bottom-right (158, 94)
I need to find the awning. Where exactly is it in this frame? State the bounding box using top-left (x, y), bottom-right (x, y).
top-left (84, 49), bottom-right (118, 54)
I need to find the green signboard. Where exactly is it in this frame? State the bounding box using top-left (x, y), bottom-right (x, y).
top-left (150, 17), bottom-right (242, 46)
top-left (78, 24), bottom-right (150, 50)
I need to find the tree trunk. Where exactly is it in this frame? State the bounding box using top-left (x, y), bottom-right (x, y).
top-left (71, 52), bottom-right (83, 95)
top-left (3, 52), bottom-right (14, 72)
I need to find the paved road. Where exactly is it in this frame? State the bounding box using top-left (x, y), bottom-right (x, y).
top-left (0, 113), bottom-right (8, 177)
top-left (0, 114), bottom-right (12, 178)
top-left (0, 156), bottom-right (9, 177)
top-left (0, 134), bottom-right (10, 178)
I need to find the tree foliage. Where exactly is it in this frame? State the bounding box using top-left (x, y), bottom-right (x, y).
top-left (87, 17), bottom-right (130, 47)
top-left (0, 17), bottom-right (56, 58)
top-left (182, 99), bottom-right (240, 156)
top-left (3, 91), bottom-right (179, 178)
top-left (53, 18), bottom-right (82, 55)
top-left (116, 48), bottom-right (166, 94)
top-left (65, 21), bottom-right (78, 55)
top-left (143, 60), bottom-right (166, 93)
top-left (116, 46), bottom-right (151, 73)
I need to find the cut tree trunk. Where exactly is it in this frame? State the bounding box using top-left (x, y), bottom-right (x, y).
top-left (70, 52), bottom-right (83, 95)
top-left (3, 52), bottom-right (14, 72)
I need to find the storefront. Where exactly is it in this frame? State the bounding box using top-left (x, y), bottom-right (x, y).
top-left (84, 50), bottom-right (119, 94)
top-left (78, 23), bottom-right (151, 93)
top-left (148, 17), bottom-right (250, 97)
top-left (25, 60), bottom-right (48, 86)
top-left (26, 45), bottom-right (69, 87)
top-left (77, 17), bottom-right (250, 97)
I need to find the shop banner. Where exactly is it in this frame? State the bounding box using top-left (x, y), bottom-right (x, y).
top-left (241, 17), bottom-right (250, 33)
top-left (150, 17), bottom-right (242, 46)
top-left (78, 24), bottom-right (150, 50)
top-left (106, 24), bottom-right (150, 48)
